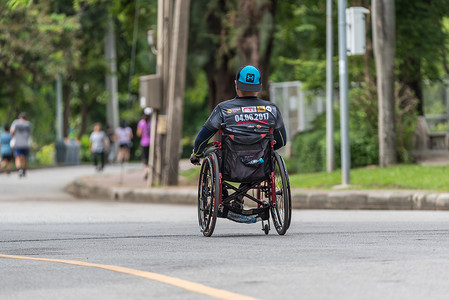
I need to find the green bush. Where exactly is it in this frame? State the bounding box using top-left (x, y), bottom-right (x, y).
top-left (35, 143), bottom-right (55, 166)
top-left (80, 134), bottom-right (92, 162)
top-left (291, 83), bottom-right (417, 173)
top-left (291, 118), bottom-right (379, 173)
top-left (292, 127), bottom-right (327, 173)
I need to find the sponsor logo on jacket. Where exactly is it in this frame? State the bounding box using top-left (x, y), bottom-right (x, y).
top-left (242, 106), bottom-right (257, 113)
top-left (227, 107), bottom-right (241, 114)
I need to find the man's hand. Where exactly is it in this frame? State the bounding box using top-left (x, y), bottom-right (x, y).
top-left (190, 153), bottom-right (201, 165)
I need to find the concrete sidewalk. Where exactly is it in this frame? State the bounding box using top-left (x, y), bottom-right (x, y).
top-left (65, 164), bottom-right (449, 210)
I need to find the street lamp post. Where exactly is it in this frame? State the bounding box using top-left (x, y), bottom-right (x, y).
top-left (338, 0), bottom-right (350, 186)
top-left (326, 0), bottom-right (334, 173)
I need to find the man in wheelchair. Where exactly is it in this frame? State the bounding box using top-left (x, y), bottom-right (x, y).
top-left (190, 64), bottom-right (286, 164)
top-left (190, 65), bottom-right (290, 236)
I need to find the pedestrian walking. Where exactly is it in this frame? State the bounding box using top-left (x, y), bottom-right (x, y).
top-left (136, 107), bottom-right (152, 180)
top-left (89, 122), bottom-right (109, 172)
top-left (115, 120), bottom-right (133, 164)
top-left (10, 112), bottom-right (32, 177)
top-left (0, 124), bottom-right (13, 175)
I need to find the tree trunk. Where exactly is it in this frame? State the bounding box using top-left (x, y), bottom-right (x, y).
top-left (77, 97), bottom-right (89, 140)
top-left (362, 0), bottom-right (375, 85)
top-left (236, 0), bottom-right (276, 100)
top-left (63, 82), bottom-right (71, 138)
top-left (162, 0), bottom-right (190, 186)
top-left (206, 61), bottom-right (236, 111)
top-left (372, 0), bottom-right (397, 166)
top-left (205, 0), bottom-right (276, 110)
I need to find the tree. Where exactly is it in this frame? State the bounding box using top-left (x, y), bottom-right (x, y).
top-left (189, 0), bottom-right (276, 110)
top-left (68, 0), bottom-right (156, 139)
top-left (270, 1), bottom-right (329, 89)
top-left (372, 0), bottom-right (396, 166)
top-left (0, 1), bottom-right (79, 144)
top-left (396, 0), bottom-right (449, 116)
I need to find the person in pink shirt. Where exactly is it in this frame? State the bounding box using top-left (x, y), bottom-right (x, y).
top-left (136, 107), bottom-right (152, 180)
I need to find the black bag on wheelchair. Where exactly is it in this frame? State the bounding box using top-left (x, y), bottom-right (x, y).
top-left (221, 134), bottom-right (272, 182)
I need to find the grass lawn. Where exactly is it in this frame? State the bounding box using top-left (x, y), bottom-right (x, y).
top-left (181, 164), bottom-right (449, 191)
top-left (289, 164), bottom-right (449, 191)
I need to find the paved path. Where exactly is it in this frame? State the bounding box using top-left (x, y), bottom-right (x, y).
top-left (2, 164), bottom-right (449, 299)
top-left (1, 204), bottom-right (449, 300)
top-left (0, 164), bottom-right (141, 201)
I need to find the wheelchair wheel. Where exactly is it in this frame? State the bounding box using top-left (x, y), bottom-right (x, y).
top-left (271, 152), bottom-right (292, 235)
top-left (197, 153), bottom-right (220, 237)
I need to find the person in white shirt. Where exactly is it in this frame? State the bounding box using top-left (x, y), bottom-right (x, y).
top-left (89, 123), bottom-right (109, 171)
top-left (10, 112), bottom-right (32, 177)
top-left (115, 120), bottom-right (133, 164)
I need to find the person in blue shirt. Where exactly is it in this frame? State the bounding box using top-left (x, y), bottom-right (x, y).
top-left (0, 124), bottom-right (13, 174)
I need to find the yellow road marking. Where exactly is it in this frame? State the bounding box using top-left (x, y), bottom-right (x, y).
top-left (0, 254), bottom-right (258, 300)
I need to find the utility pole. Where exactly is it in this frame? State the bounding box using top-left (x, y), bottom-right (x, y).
top-left (105, 15), bottom-right (119, 151)
top-left (146, 0), bottom-right (170, 187)
top-left (140, 0), bottom-right (171, 187)
top-left (162, 0), bottom-right (190, 185)
top-left (141, 0), bottom-right (189, 186)
top-left (338, 0), bottom-right (350, 185)
top-left (156, 0), bottom-right (172, 186)
top-left (326, 0), bottom-right (334, 173)
top-left (56, 74), bottom-right (63, 141)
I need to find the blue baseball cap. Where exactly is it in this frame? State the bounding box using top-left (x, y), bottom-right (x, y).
top-left (235, 65), bottom-right (262, 92)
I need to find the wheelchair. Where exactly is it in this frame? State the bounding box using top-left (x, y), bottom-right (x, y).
top-left (197, 126), bottom-right (291, 237)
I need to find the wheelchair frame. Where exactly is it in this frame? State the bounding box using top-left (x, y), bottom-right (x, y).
top-left (197, 126), bottom-right (292, 237)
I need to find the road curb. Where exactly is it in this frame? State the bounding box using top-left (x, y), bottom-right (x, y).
top-left (290, 190), bottom-right (449, 210)
top-left (65, 180), bottom-right (197, 205)
top-left (66, 179), bottom-right (449, 210)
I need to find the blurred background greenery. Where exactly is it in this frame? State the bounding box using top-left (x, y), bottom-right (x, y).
top-left (2, 0), bottom-right (449, 173)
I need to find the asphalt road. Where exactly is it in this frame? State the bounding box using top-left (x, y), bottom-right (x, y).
top-left (1, 166), bottom-right (449, 299)
top-left (0, 164), bottom-right (141, 201)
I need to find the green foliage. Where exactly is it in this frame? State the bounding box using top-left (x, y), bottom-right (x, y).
top-left (292, 86), bottom-right (379, 174)
top-left (35, 143), bottom-right (55, 166)
top-left (271, 2), bottom-right (339, 88)
top-left (5, 0), bottom-right (32, 10)
top-left (291, 81), bottom-right (418, 173)
top-left (292, 126), bottom-right (327, 173)
top-left (2, 0), bottom-right (449, 171)
top-left (80, 134), bottom-right (92, 162)
top-left (423, 82), bottom-right (447, 129)
top-left (395, 84), bottom-right (419, 163)
top-left (181, 70), bottom-right (210, 158)
top-left (396, 0), bottom-right (449, 83)
top-left (0, 1), bottom-right (80, 144)
top-left (346, 84), bottom-right (379, 166)
top-left (395, 0), bottom-right (449, 116)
